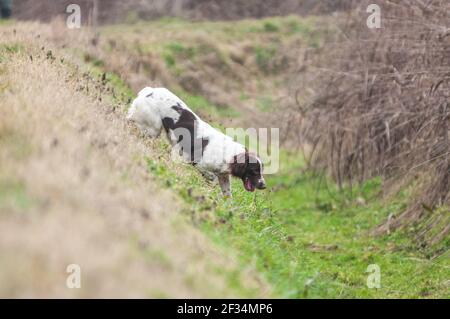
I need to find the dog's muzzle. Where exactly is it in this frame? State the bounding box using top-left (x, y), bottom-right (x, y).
top-left (256, 179), bottom-right (266, 190)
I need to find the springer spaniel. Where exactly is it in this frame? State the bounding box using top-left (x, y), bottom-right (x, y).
top-left (127, 87), bottom-right (266, 197)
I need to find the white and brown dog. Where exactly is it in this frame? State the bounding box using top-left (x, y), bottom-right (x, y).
top-left (127, 87), bottom-right (266, 197)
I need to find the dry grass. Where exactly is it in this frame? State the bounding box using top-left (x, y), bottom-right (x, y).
top-left (0, 23), bottom-right (269, 298)
top-left (67, 16), bottom-right (325, 129)
top-left (292, 1), bottom-right (450, 245)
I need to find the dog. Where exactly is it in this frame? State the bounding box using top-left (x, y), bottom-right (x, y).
top-left (127, 87), bottom-right (266, 197)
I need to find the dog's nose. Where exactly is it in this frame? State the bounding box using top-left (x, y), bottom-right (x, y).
top-left (257, 180), bottom-right (266, 190)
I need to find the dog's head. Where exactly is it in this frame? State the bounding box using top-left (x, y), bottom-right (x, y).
top-left (230, 152), bottom-right (266, 192)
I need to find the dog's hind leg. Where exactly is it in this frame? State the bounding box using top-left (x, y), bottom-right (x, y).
top-left (218, 174), bottom-right (232, 198)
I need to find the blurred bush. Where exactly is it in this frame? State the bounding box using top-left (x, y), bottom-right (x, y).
top-left (294, 0), bottom-right (450, 243)
top-left (0, 0), bottom-right (11, 18)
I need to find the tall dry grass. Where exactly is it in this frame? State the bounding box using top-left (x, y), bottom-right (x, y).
top-left (294, 1), bottom-right (449, 245)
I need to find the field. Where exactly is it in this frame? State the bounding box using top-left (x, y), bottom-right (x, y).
top-left (0, 16), bottom-right (448, 298)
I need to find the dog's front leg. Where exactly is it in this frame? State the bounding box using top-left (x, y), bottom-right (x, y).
top-left (218, 174), bottom-right (232, 198)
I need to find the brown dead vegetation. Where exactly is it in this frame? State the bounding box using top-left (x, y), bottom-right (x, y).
top-left (293, 1), bottom-right (450, 245)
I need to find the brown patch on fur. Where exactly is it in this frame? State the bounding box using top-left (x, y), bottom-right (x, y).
top-left (230, 151), bottom-right (265, 192)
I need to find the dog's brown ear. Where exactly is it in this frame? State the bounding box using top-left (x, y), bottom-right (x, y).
top-left (230, 152), bottom-right (248, 178)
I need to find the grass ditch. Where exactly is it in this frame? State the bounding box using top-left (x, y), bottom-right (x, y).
top-left (76, 42), bottom-right (450, 298)
top-left (21, 14), bottom-right (443, 297)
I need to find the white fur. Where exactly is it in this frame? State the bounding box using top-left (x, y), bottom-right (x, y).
top-left (127, 87), bottom-right (247, 178)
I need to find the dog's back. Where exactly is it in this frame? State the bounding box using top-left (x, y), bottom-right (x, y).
top-left (128, 87), bottom-right (245, 169)
top-left (135, 87), bottom-right (197, 116)
top-left (128, 87), bottom-right (192, 137)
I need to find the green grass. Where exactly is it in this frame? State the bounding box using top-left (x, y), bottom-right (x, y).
top-left (263, 21), bottom-right (280, 33)
top-left (141, 148), bottom-right (449, 298)
top-left (163, 51), bottom-right (176, 68)
top-left (257, 96), bottom-right (274, 112)
top-left (162, 42), bottom-right (194, 70)
top-left (161, 40), bottom-right (229, 75)
top-left (255, 46), bottom-right (277, 73)
top-left (0, 18), bottom-right (14, 26)
top-left (104, 16), bottom-right (321, 40)
top-left (0, 43), bottom-right (23, 63)
top-left (0, 43), bottom-right (22, 54)
top-left (206, 156), bottom-right (448, 298)
top-left (165, 42), bottom-right (196, 59)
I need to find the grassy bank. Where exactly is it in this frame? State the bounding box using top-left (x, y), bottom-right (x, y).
top-left (0, 26), bottom-right (268, 298)
top-left (1, 17), bottom-right (448, 298)
top-left (141, 145), bottom-right (450, 298)
top-left (83, 18), bottom-right (449, 298)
